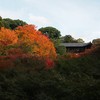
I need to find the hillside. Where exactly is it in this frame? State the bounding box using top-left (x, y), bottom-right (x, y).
top-left (0, 45), bottom-right (100, 100)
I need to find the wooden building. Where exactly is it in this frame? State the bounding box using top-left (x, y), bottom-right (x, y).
top-left (60, 42), bottom-right (92, 53)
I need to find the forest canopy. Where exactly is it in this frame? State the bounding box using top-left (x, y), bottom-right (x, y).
top-left (0, 16), bottom-right (27, 30)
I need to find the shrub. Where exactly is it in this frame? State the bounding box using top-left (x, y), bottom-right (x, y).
top-left (56, 46), bottom-right (66, 55)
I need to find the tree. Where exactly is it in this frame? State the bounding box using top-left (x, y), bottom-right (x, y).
top-left (0, 16), bottom-right (3, 28)
top-left (63, 35), bottom-right (84, 43)
top-left (3, 18), bottom-right (27, 29)
top-left (15, 25), bottom-right (57, 58)
top-left (0, 27), bottom-right (18, 55)
top-left (0, 16), bottom-right (27, 30)
top-left (0, 27), bottom-right (18, 46)
top-left (0, 16), bottom-right (2, 21)
top-left (63, 35), bottom-right (74, 43)
top-left (76, 38), bottom-right (84, 43)
top-left (56, 46), bottom-right (66, 55)
top-left (39, 26), bottom-right (61, 39)
top-left (92, 38), bottom-right (100, 44)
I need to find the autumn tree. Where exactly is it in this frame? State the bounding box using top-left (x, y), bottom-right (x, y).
top-left (0, 27), bottom-right (18, 55)
top-left (0, 25), bottom-right (56, 58)
top-left (39, 26), bottom-right (61, 55)
top-left (15, 25), bottom-right (57, 58)
top-left (0, 27), bottom-right (18, 46)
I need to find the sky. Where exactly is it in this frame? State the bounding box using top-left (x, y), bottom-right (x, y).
top-left (0, 0), bottom-right (100, 42)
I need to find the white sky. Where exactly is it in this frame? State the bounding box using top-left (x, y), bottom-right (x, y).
top-left (0, 0), bottom-right (100, 42)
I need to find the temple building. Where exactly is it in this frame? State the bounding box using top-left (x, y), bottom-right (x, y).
top-left (60, 42), bottom-right (92, 53)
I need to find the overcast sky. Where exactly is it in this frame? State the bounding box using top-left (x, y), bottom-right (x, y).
top-left (0, 0), bottom-right (100, 42)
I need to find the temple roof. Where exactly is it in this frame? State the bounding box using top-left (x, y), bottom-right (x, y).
top-left (60, 42), bottom-right (92, 47)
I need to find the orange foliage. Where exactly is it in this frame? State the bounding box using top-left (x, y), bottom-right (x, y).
top-left (0, 25), bottom-right (56, 58)
top-left (0, 25), bottom-right (57, 69)
top-left (15, 25), bottom-right (57, 58)
top-left (0, 25), bottom-right (56, 59)
top-left (0, 27), bottom-right (18, 46)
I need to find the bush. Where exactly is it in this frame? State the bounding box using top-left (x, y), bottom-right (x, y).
top-left (56, 46), bottom-right (66, 55)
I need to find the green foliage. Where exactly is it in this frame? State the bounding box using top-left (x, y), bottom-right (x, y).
top-left (62, 35), bottom-right (84, 43)
top-left (51, 38), bottom-right (64, 54)
top-left (0, 17), bottom-right (27, 29)
top-left (63, 35), bottom-right (75, 43)
top-left (39, 26), bottom-right (61, 39)
top-left (51, 39), bottom-right (61, 47)
top-left (56, 46), bottom-right (66, 55)
top-left (0, 16), bottom-right (3, 27)
top-left (0, 16), bottom-right (2, 21)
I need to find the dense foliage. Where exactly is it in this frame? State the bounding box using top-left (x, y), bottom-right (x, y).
top-left (0, 16), bottom-right (27, 29)
top-left (0, 27), bottom-right (18, 45)
top-left (39, 26), bottom-right (61, 39)
top-left (0, 46), bottom-right (100, 100)
top-left (62, 35), bottom-right (84, 43)
top-left (15, 25), bottom-right (57, 58)
top-left (0, 25), bottom-right (57, 58)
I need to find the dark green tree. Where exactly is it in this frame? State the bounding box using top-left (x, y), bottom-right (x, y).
top-left (39, 26), bottom-right (61, 39)
top-left (63, 35), bottom-right (75, 43)
top-left (63, 35), bottom-right (84, 43)
top-left (0, 16), bottom-right (3, 28)
top-left (3, 18), bottom-right (15, 29)
top-left (0, 16), bottom-right (27, 29)
top-left (3, 18), bottom-right (27, 29)
top-left (0, 16), bottom-right (2, 21)
top-left (14, 19), bottom-right (27, 28)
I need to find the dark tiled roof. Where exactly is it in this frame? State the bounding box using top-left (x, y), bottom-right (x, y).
top-left (60, 42), bottom-right (92, 47)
